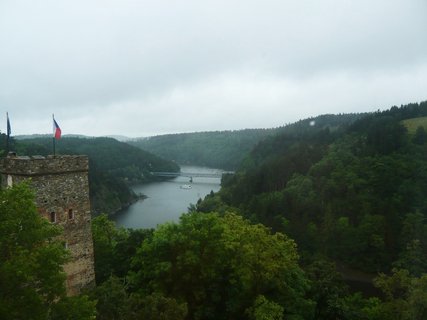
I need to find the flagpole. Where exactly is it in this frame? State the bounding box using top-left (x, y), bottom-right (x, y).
top-left (6, 112), bottom-right (9, 154)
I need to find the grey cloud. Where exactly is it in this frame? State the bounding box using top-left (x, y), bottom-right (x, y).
top-left (0, 0), bottom-right (426, 136)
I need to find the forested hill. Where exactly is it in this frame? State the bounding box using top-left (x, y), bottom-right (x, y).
top-left (3, 136), bottom-right (179, 214)
top-left (129, 129), bottom-right (276, 170)
top-left (240, 113), bottom-right (364, 170)
top-left (198, 101), bottom-right (427, 276)
top-left (129, 115), bottom-right (365, 170)
top-left (15, 137), bottom-right (179, 179)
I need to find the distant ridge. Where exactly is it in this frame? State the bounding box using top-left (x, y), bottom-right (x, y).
top-left (14, 134), bottom-right (93, 140)
top-left (128, 114), bottom-right (364, 170)
top-left (104, 135), bottom-right (133, 142)
top-left (14, 134), bottom-right (133, 141)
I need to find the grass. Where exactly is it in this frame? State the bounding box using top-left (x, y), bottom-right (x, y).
top-left (402, 117), bottom-right (427, 134)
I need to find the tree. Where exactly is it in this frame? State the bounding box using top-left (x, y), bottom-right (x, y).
top-left (49, 295), bottom-right (97, 320)
top-left (0, 183), bottom-right (96, 319)
top-left (413, 126), bottom-right (427, 145)
top-left (305, 259), bottom-right (349, 319)
top-left (394, 212), bottom-right (427, 276)
top-left (90, 276), bottom-right (187, 320)
top-left (127, 292), bottom-right (188, 320)
top-left (92, 214), bottom-right (122, 284)
top-left (90, 276), bottom-right (131, 320)
top-left (130, 212), bottom-right (314, 320)
top-left (91, 214), bottom-right (152, 283)
top-left (367, 269), bottom-right (427, 320)
top-left (246, 295), bottom-right (284, 320)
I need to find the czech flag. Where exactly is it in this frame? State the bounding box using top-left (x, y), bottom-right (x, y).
top-left (53, 117), bottom-right (62, 140)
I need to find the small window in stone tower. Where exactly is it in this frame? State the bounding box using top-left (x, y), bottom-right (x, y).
top-left (50, 212), bottom-right (56, 223)
top-left (68, 209), bottom-right (74, 220)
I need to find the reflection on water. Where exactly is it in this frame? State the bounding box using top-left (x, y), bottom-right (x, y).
top-left (112, 166), bottom-right (222, 229)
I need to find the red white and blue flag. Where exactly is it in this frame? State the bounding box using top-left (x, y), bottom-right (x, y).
top-left (53, 116), bottom-right (61, 140)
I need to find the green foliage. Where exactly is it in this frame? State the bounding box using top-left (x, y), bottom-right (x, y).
top-left (92, 214), bottom-right (123, 283)
top-left (305, 260), bottom-right (350, 319)
top-left (91, 276), bottom-right (188, 320)
top-left (194, 190), bottom-right (236, 215)
top-left (0, 183), bottom-right (96, 319)
top-left (368, 269), bottom-right (427, 320)
top-left (91, 214), bottom-right (152, 283)
top-left (90, 276), bottom-right (130, 320)
top-left (89, 161), bottom-right (138, 214)
top-left (130, 212), bottom-right (314, 319)
top-left (207, 101), bottom-right (427, 275)
top-left (127, 292), bottom-right (188, 320)
top-left (412, 126), bottom-right (427, 145)
top-left (393, 212), bottom-right (427, 276)
top-left (129, 129), bottom-right (277, 170)
top-left (0, 183), bottom-right (66, 319)
top-left (50, 295), bottom-right (97, 320)
top-left (365, 116), bottom-right (407, 155)
top-left (246, 295), bottom-right (284, 320)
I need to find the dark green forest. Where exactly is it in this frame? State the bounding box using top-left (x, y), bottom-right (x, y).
top-left (1, 102), bottom-right (427, 319)
top-left (130, 115), bottom-right (364, 171)
top-left (87, 101), bottom-right (427, 319)
top-left (1, 136), bottom-right (179, 214)
top-left (129, 129), bottom-right (277, 170)
top-left (197, 102), bottom-right (427, 276)
top-left (2, 185), bottom-right (426, 319)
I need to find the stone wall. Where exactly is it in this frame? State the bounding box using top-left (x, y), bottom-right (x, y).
top-left (0, 154), bottom-right (95, 295)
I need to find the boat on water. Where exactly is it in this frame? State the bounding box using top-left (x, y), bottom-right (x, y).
top-left (180, 184), bottom-right (192, 189)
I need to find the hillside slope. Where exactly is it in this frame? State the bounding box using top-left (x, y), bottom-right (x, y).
top-left (130, 115), bottom-right (363, 171)
top-left (198, 101), bottom-right (427, 275)
top-left (129, 129), bottom-right (276, 170)
top-left (8, 137), bottom-right (179, 215)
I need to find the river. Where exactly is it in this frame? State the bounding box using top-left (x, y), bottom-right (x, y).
top-left (112, 166), bottom-right (222, 229)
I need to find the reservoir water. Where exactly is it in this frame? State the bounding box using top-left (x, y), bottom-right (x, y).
top-left (112, 166), bottom-right (222, 229)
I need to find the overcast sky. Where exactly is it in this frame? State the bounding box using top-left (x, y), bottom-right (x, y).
top-left (1, 0), bottom-right (426, 137)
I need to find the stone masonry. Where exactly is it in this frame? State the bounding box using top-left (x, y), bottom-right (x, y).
top-left (0, 154), bottom-right (95, 295)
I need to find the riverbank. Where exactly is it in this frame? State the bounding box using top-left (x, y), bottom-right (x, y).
top-left (110, 192), bottom-right (148, 216)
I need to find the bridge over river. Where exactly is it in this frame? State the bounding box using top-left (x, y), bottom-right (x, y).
top-left (150, 171), bottom-right (234, 179)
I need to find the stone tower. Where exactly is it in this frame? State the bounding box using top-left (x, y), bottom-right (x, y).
top-left (0, 154), bottom-right (95, 295)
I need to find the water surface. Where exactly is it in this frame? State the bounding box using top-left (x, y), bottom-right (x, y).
top-left (113, 166), bottom-right (222, 229)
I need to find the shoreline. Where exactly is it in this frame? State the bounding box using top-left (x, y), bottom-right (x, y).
top-left (109, 193), bottom-right (148, 217)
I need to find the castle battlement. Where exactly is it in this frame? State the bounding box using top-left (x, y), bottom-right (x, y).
top-left (0, 155), bottom-right (88, 176)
